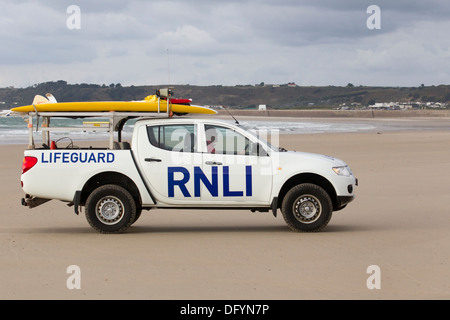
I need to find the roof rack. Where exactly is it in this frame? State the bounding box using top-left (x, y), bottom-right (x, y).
top-left (24, 111), bottom-right (172, 150)
top-left (16, 88), bottom-right (195, 149)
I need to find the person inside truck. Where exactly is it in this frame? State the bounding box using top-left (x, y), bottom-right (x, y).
top-left (206, 127), bottom-right (216, 154)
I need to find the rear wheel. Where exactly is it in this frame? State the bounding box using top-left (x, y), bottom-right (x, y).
top-left (281, 183), bottom-right (332, 232)
top-left (85, 184), bottom-right (136, 233)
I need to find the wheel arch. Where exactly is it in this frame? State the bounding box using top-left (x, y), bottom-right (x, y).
top-left (277, 173), bottom-right (338, 210)
top-left (80, 171), bottom-right (142, 208)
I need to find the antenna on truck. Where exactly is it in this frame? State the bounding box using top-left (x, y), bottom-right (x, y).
top-left (221, 105), bottom-right (239, 125)
top-left (167, 48), bottom-right (171, 86)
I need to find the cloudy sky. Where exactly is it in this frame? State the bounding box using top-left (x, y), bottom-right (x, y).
top-left (1, 0), bottom-right (449, 88)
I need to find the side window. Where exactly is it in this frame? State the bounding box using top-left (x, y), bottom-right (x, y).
top-left (147, 124), bottom-right (196, 152)
top-left (205, 125), bottom-right (252, 155)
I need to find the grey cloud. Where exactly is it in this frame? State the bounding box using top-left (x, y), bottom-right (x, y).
top-left (0, 0), bottom-right (449, 87)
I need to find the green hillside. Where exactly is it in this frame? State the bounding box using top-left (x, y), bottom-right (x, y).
top-left (1, 80), bottom-right (449, 110)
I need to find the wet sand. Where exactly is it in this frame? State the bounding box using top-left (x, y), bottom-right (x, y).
top-left (1, 118), bottom-right (449, 300)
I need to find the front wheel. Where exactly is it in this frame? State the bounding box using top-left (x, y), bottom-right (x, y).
top-left (281, 183), bottom-right (332, 232)
top-left (85, 184), bottom-right (136, 233)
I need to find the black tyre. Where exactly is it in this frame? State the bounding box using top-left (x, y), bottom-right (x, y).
top-left (85, 184), bottom-right (136, 233)
top-left (281, 183), bottom-right (333, 232)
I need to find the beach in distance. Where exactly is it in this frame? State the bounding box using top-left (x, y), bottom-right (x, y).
top-left (0, 115), bottom-right (449, 300)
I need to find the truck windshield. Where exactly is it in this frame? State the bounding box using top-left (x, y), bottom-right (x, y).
top-left (237, 124), bottom-right (281, 152)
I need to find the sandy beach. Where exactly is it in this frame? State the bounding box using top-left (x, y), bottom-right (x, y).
top-left (1, 117), bottom-right (449, 300)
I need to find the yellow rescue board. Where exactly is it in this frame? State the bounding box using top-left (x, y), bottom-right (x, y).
top-left (11, 96), bottom-right (217, 114)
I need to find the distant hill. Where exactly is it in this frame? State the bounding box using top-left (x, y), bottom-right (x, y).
top-left (1, 80), bottom-right (449, 110)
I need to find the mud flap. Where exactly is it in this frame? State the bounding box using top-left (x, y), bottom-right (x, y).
top-left (271, 197), bottom-right (278, 217)
top-left (71, 191), bottom-right (82, 215)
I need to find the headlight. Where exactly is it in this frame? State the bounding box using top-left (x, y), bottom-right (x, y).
top-left (332, 165), bottom-right (352, 177)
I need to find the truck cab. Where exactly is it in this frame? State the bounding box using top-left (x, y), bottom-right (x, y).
top-left (133, 118), bottom-right (273, 207)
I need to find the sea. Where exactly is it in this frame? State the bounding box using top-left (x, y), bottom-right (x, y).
top-left (0, 112), bottom-right (448, 145)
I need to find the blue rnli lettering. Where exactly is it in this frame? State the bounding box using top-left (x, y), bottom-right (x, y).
top-left (168, 167), bottom-right (191, 197)
top-left (41, 152), bottom-right (115, 164)
top-left (223, 166), bottom-right (243, 197)
top-left (194, 166), bottom-right (218, 197)
top-left (246, 165), bottom-right (252, 196)
top-left (167, 165), bottom-right (252, 198)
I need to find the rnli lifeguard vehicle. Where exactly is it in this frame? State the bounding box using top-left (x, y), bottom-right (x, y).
top-left (13, 88), bottom-right (357, 233)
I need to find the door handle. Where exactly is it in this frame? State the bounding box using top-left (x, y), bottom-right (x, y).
top-left (205, 161), bottom-right (222, 165)
top-left (145, 158), bottom-right (162, 162)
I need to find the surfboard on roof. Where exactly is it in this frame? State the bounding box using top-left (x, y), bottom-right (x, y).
top-left (10, 89), bottom-right (217, 115)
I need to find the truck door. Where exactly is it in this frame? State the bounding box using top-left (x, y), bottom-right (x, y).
top-left (136, 123), bottom-right (203, 205)
top-left (199, 124), bottom-right (273, 205)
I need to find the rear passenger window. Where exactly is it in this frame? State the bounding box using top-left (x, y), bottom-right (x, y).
top-left (146, 124), bottom-right (196, 152)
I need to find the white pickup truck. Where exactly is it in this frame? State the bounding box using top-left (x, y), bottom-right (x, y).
top-left (20, 110), bottom-right (357, 233)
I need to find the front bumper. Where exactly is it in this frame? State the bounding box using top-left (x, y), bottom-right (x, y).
top-left (335, 177), bottom-right (357, 211)
top-left (335, 195), bottom-right (355, 210)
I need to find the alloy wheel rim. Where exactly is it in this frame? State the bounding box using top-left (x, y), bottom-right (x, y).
top-left (293, 195), bottom-right (321, 224)
top-left (96, 196), bottom-right (124, 225)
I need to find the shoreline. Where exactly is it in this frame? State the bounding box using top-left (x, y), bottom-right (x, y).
top-left (215, 109), bottom-right (450, 118)
top-left (2, 111), bottom-right (450, 146)
top-left (2, 115), bottom-right (450, 147)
